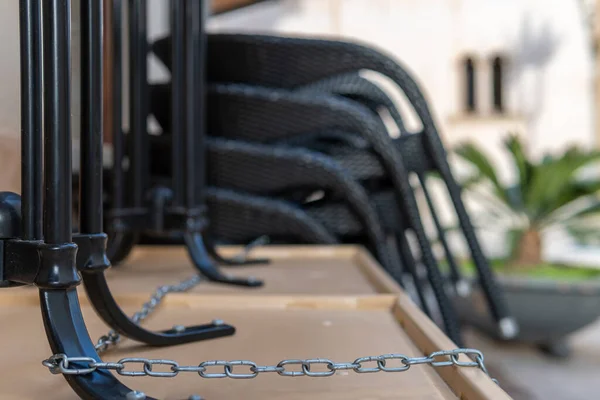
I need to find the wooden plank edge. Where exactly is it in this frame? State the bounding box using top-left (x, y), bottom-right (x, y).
top-left (0, 290), bottom-right (396, 311)
top-left (392, 293), bottom-right (512, 400)
top-left (214, 244), bottom-right (360, 260)
top-left (352, 247), bottom-right (404, 294)
top-left (351, 252), bottom-right (465, 399)
top-left (157, 294), bottom-right (397, 311)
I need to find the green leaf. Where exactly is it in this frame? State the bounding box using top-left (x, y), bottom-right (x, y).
top-left (454, 142), bottom-right (508, 204)
top-left (525, 148), bottom-right (600, 222)
top-left (549, 180), bottom-right (600, 218)
top-left (453, 135), bottom-right (600, 228)
top-left (503, 134), bottom-right (532, 210)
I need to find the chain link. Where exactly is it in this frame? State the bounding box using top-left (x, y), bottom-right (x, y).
top-left (42, 348), bottom-right (497, 382)
top-left (94, 274), bottom-right (203, 354)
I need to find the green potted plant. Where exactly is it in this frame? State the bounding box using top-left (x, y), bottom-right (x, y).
top-left (450, 134), bottom-right (600, 357)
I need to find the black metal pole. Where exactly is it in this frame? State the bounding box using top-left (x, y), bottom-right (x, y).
top-left (185, 0), bottom-right (206, 208)
top-left (171, 0), bottom-right (185, 206)
top-left (104, 0), bottom-right (140, 267)
top-left (112, 0), bottom-right (124, 211)
top-left (76, 0), bottom-right (235, 353)
top-left (128, 0), bottom-right (148, 208)
top-left (19, 0), bottom-right (43, 240)
top-left (43, 0), bottom-right (72, 244)
top-left (180, 0), bottom-right (262, 286)
top-left (80, 0), bottom-right (104, 234)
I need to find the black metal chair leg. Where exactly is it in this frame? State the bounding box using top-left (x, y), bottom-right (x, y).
top-left (105, 0), bottom-right (138, 266)
top-left (177, 1), bottom-right (263, 286)
top-left (417, 174), bottom-right (470, 296)
top-left (34, 2), bottom-right (150, 398)
top-left (41, 289), bottom-right (157, 400)
top-left (170, 0), bottom-right (185, 207)
top-left (5, 0), bottom-right (243, 398)
top-left (77, 0), bottom-right (240, 344)
top-left (82, 270), bottom-right (237, 344)
top-left (205, 235), bottom-right (271, 267)
top-left (128, 0), bottom-right (149, 212)
top-left (394, 230), bottom-right (433, 317)
top-left (20, 0), bottom-right (43, 243)
top-left (185, 232), bottom-right (263, 287)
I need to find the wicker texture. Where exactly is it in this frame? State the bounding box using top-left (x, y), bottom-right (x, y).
top-left (142, 129), bottom-right (399, 278)
top-left (206, 187), bottom-right (338, 245)
top-left (186, 34), bottom-right (508, 328)
top-left (148, 33), bottom-right (514, 341)
top-left (203, 83), bottom-right (460, 343)
top-left (150, 80), bottom-right (462, 342)
top-left (206, 138), bottom-right (400, 277)
top-left (296, 72), bottom-right (407, 136)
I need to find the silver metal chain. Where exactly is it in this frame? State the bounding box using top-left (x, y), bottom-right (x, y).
top-left (42, 242), bottom-right (498, 387)
top-left (42, 348), bottom-right (497, 383)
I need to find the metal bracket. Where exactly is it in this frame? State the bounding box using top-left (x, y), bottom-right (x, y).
top-left (3, 239), bottom-right (80, 288)
top-left (106, 188), bottom-right (208, 235)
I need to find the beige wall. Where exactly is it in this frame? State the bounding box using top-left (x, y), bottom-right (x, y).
top-left (0, 1), bottom-right (22, 139)
top-left (0, 1), bottom-right (82, 186)
top-left (0, 1), bottom-right (81, 139)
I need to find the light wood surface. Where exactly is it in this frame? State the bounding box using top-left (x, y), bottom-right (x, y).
top-left (103, 245), bottom-right (385, 296)
top-left (0, 301), bottom-right (455, 399)
top-left (0, 245), bottom-right (510, 399)
top-left (356, 246), bottom-right (512, 400)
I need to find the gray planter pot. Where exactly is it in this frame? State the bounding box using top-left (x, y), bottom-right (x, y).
top-left (453, 276), bottom-right (600, 356)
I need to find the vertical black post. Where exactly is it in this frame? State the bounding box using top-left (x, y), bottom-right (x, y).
top-left (77, 0), bottom-right (236, 355)
top-left (106, 0), bottom-right (139, 268)
top-left (180, 0), bottom-right (263, 286)
top-left (112, 0), bottom-right (124, 211)
top-left (43, 0), bottom-right (72, 244)
top-left (189, 1), bottom-right (268, 268)
top-left (80, 0), bottom-right (104, 234)
top-left (171, 0), bottom-right (185, 206)
top-left (11, 1), bottom-right (233, 397)
top-left (185, 0), bottom-right (206, 208)
top-left (128, 0), bottom-right (148, 208)
top-left (19, 0), bottom-right (43, 240)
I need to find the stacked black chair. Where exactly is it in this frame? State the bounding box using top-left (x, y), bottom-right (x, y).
top-left (147, 133), bottom-right (400, 278)
top-left (146, 34), bottom-right (518, 344)
top-left (151, 81), bottom-right (465, 343)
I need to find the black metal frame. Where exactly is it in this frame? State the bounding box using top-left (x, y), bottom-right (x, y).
top-left (0, 1), bottom-right (241, 398)
top-left (104, 0), bottom-right (263, 285)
